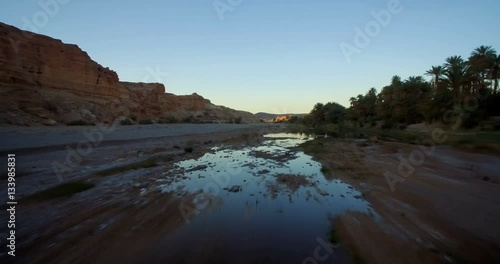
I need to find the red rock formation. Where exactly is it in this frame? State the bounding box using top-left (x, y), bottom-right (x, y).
top-left (121, 82), bottom-right (165, 119)
top-left (0, 22), bottom-right (259, 126)
top-left (0, 22), bottom-right (122, 98)
top-left (160, 93), bottom-right (211, 112)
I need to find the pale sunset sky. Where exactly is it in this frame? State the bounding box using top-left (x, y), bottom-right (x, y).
top-left (1, 0), bottom-right (500, 114)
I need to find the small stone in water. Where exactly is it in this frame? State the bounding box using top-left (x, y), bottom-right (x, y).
top-left (227, 185), bottom-right (242, 193)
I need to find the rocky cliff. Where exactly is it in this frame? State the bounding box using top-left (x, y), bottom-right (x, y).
top-left (0, 23), bottom-right (121, 98)
top-left (0, 22), bottom-right (259, 125)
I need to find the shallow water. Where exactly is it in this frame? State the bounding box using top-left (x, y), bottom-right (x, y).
top-left (151, 133), bottom-right (377, 263)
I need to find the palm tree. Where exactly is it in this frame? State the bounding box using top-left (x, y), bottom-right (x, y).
top-left (406, 76), bottom-right (428, 94)
top-left (425, 66), bottom-right (444, 89)
top-left (380, 85), bottom-right (393, 103)
top-left (391, 75), bottom-right (402, 87)
top-left (355, 94), bottom-right (367, 117)
top-left (491, 54), bottom-right (500, 94)
top-left (406, 76), bottom-right (425, 83)
top-left (444, 55), bottom-right (466, 67)
top-left (368, 87), bottom-right (377, 96)
top-left (366, 88), bottom-right (377, 116)
top-left (471, 45), bottom-right (497, 84)
top-left (443, 55), bottom-right (469, 102)
top-left (471, 45), bottom-right (497, 58)
top-left (400, 76), bottom-right (430, 123)
top-left (466, 56), bottom-right (484, 95)
top-left (390, 75), bottom-right (403, 100)
top-left (349, 97), bottom-right (357, 107)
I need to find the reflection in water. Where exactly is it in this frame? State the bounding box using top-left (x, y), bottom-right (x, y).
top-left (149, 133), bottom-right (378, 263)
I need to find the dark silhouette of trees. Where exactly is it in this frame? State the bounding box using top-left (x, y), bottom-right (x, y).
top-left (304, 45), bottom-right (500, 129)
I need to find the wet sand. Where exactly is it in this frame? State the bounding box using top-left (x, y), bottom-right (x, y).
top-left (2, 125), bottom-right (499, 263)
top-left (302, 138), bottom-right (500, 263)
top-left (0, 123), bottom-right (286, 263)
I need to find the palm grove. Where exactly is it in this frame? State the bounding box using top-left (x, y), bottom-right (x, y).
top-left (298, 45), bottom-right (500, 130)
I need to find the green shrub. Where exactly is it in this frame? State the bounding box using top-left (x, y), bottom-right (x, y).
top-left (381, 119), bottom-right (395, 130)
top-left (25, 181), bottom-right (95, 201)
top-left (183, 116), bottom-right (194, 123)
top-left (234, 116), bottom-right (243, 124)
top-left (120, 119), bottom-right (134, 125)
top-left (67, 120), bottom-right (95, 126)
top-left (138, 119), bottom-right (154, 125)
top-left (461, 110), bottom-right (485, 129)
top-left (158, 117), bottom-right (178, 124)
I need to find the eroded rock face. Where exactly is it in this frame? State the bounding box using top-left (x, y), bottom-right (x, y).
top-left (160, 93), bottom-right (211, 112)
top-left (0, 22), bottom-right (121, 98)
top-left (0, 22), bottom-right (260, 126)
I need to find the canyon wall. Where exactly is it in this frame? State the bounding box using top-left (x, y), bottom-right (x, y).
top-left (0, 22), bottom-right (259, 125)
top-left (0, 23), bottom-right (121, 98)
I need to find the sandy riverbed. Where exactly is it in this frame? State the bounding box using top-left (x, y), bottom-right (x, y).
top-left (0, 123), bottom-right (288, 263)
top-left (1, 124), bottom-right (499, 263)
top-left (301, 138), bottom-right (500, 263)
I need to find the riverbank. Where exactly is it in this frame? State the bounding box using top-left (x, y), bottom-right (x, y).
top-left (2, 122), bottom-right (499, 263)
top-left (0, 123), bottom-right (277, 152)
top-left (0, 123), bottom-right (286, 263)
top-left (300, 136), bottom-right (500, 263)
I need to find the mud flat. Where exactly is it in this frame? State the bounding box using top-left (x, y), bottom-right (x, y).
top-left (3, 124), bottom-right (498, 263)
top-left (0, 128), bottom-right (376, 263)
top-left (301, 137), bottom-right (500, 263)
top-left (0, 123), bottom-right (286, 263)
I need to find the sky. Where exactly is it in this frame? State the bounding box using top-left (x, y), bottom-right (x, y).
top-left (1, 0), bottom-right (500, 114)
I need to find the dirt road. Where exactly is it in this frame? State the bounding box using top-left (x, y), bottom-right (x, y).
top-left (0, 123), bottom-right (272, 152)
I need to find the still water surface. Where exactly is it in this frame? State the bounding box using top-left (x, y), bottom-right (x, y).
top-left (148, 133), bottom-right (378, 263)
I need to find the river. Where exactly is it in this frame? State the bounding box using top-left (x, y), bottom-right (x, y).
top-left (145, 133), bottom-right (378, 263)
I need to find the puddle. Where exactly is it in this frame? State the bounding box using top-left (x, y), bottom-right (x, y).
top-left (151, 133), bottom-right (378, 263)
